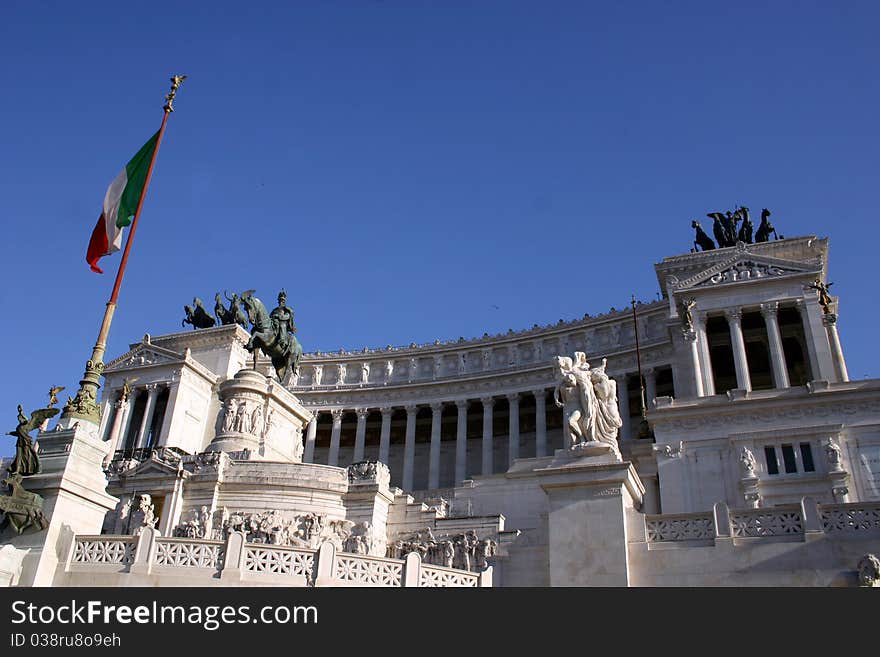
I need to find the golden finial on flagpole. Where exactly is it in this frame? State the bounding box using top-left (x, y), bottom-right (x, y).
top-left (163, 74), bottom-right (187, 112)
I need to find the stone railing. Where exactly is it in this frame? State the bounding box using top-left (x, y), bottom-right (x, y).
top-left (820, 502), bottom-right (880, 533)
top-left (644, 499), bottom-right (880, 545)
top-left (729, 505), bottom-right (804, 537)
top-left (70, 535), bottom-right (137, 566)
top-left (66, 529), bottom-right (491, 587)
top-left (645, 512), bottom-right (715, 542)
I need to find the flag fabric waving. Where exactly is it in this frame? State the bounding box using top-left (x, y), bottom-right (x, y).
top-left (86, 131), bottom-right (160, 273)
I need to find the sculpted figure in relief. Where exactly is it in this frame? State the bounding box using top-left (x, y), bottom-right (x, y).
top-left (233, 401), bottom-right (247, 433)
top-left (313, 364), bottom-right (323, 386)
top-left (250, 405), bottom-right (262, 436)
top-left (222, 399), bottom-right (238, 432)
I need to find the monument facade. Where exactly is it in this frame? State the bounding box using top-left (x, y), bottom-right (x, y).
top-left (2, 226), bottom-right (879, 587)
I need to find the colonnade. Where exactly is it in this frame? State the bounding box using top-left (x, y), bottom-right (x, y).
top-left (689, 299), bottom-right (845, 397)
top-left (302, 369), bottom-right (652, 489)
top-left (303, 388), bottom-right (555, 489)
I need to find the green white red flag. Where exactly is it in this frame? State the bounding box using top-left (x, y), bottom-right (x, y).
top-left (86, 131), bottom-right (160, 273)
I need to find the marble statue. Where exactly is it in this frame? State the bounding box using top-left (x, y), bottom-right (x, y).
top-left (337, 363), bottom-right (346, 385)
top-left (313, 364), bottom-right (323, 386)
top-left (678, 298), bottom-right (696, 334)
top-left (824, 437), bottom-right (843, 470)
top-left (553, 353), bottom-right (621, 453)
top-left (361, 362), bottom-right (370, 384)
top-left (739, 446), bottom-right (757, 478)
top-left (858, 554), bottom-right (880, 587)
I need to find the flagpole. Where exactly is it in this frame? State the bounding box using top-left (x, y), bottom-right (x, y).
top-left (61, 75), bottom-right (186, 427)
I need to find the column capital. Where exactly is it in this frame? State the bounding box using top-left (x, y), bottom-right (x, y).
top-left (694, 311), bottom-right (709, 328)
top-left (760, 301), bottom-right (780, 318)
top-left (404, 404), bottom-right (418, 415)
top-left (506, 392), bottom-right (520, 404)
top-left (480, 396), bottom-right (495, 407)
top-left (455, 399), bottom-right (469, 410)
top-left (144, 383), bottom-right (160, 393)
top-left (531, 388), bottom-right (546, 399)
top-left (330, 409), bottom-right (345, 423)
top-left (114, 398), bottom-right (129, 410)
top-left (430, 402), bottom-right (443, 414)
top-left (355, 407), bottom-right (370, 420)
top-left (379, 406), bottom-right (394, 417)
top-left (724, 308), bottom-right (743, 323)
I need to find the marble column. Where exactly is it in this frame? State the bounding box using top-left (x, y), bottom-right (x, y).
top-left (455, 400), bottom-right (468, 485)
top-left (644, 368), bottom-right (658, 409)
top-left (104, 397), bottom-right (130, 464)
top-left (695, 312), bottom-right (715, 396)
top-left (760, 302), bottom-right (790, 389)
top-left (379, 407), bottom-right (393, 466)
top-left (135, 384), bottom-right (160, 450)
top-left (824, 315), bottom-right (849, 382)
top-left (684, 332), bottom-right (705, 398)
top-left (615, 376), bottom-right (631, 441)
top-left (353, 408), bottom-right (368, 463)
top-left (481, 397), bottom-right (495, 475)
top-left (303, 415), bottom-right (318, 463)
top-left (725, 309), bottom-right (751, 391)
top-left (533, 389), bottom-right (547, 458)
top-left (403, 405), bottom-right (417, 491)
top-left (429, 403), bottom-right (443, 489)
top-left (795, 298), bottom-right (830, 381)
top-left (507, 393), bottom-right (520, 467)
top-left (328, 409), bottom-right (343, 466)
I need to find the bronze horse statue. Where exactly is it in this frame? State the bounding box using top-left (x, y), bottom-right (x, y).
top-left (691, 220), bottom-right (715, 251)
top-left (224, 291), bottom-right (249, 328)
top-left (238, 292), bottom-right (302, 384)
top-left (755, 208), bottom-right (777, 242)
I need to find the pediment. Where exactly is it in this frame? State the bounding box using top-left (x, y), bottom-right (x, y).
top-left (111, 450), bottom-right (185, 479)
top-left (105, 343), bottom-right (184, 373)
top-left (670, 246), bottom-right (821, 292)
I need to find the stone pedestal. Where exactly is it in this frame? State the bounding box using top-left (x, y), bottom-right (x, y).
top-left (2, 423), bottom-right (118, 586)
top-left (343, 461), bottom-right (394, 557)
top-left (536, 449), bottom-right (644, 587)
top-left (208, 369), bottom-right (312, 462)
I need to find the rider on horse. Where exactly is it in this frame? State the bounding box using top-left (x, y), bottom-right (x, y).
top-left (269, 289), bottom-right (296, 352)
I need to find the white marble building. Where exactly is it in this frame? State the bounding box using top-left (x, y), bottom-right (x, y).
top-left (3, 233), bottom-right (879, 587)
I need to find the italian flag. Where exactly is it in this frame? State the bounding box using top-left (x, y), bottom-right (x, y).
top-left (86, 131), bottom-right (160, 273)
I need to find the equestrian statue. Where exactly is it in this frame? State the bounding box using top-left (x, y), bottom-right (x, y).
top-left (238, 289), bottom-right (303, 385)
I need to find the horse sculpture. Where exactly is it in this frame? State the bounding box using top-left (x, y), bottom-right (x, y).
top-left (755, 208), bottom-right (777, 242)
top-left (224, 291), bottom-right (249, 328)
top-left (238, 292), bottom-right (302, 385)
top-left (691, 220), bottom-right (715, 251)
top-left (736, 206), bottom-right (754, 243)
top-left (214, 292), bottom-right (233, 325)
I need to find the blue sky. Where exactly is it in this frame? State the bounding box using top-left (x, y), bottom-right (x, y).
top-left (1, 1), bottom-right (878, 453)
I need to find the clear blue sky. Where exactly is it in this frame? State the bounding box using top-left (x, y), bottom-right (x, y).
top-left (1, 1), bottom-right (878, 453)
